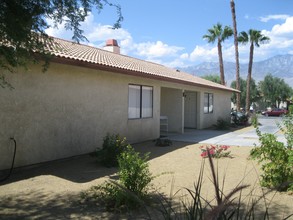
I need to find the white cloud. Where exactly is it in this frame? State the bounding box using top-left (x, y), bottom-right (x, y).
top-left (270, 16), bottom-right (293, 37)
top-left (167, 59), bottom-right (187, 68)
top-left (180, 53), bottom-right (189, 60)
top-left (45, 12), bottom-right (131, 46)
top-left (86, 24), bottom-right (131, 43)
top-left (45, 11), bottom-right (293, 68)
top-left (186, 43), bottom-right (247, 65)
top-left (256, 16), bottom-right (293, 60)
top-left (259, 14), bottom-right (290, 22)
top-left (134, 41), bottom-right (184, 59)
top-left (45, 17), bottom-right (73, 40)
top-left (183, 16), bottom-right (293, 66)
top-left (189, 45), bottom-right (218, 63)
top-left (45, 12), bottom-right (183, 61)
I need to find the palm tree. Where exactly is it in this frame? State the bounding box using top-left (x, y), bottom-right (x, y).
top-left (238, 29), bottom-right (270, 113)
top-left (230, 0), bottom-right (241, 111)
top-left (203, 23), bottom-right (233, 85)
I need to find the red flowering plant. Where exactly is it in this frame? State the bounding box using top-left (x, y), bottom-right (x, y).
top-left (199, 145), bottom-right (232, 158)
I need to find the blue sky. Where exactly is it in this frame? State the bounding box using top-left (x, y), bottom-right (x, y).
top-left (46, 0), bottom-right (293, 68)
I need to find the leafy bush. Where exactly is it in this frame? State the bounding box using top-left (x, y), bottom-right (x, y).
top-left (84, 144), bottom-right (154, 211)
top-left (155, 138), bottom-right (172, 147)
top-left (250, 115), bottom-right (293, 191)
top-left (96, 133), bottom-right (128, 167)
top-left (231, 111), bottom-right (248, 126)
top-left (118, 145), bottom-right (153, 197)
top-left (250, 113), bottom-right (259, 126)
top-left (199, 145), bottom-right (232, 158)
top-left (214, 118), bottom-right (230, 130)
top-left (81, 182), bottom-right (143, 211)
top-left (280, 112), bottom-right (293, 149)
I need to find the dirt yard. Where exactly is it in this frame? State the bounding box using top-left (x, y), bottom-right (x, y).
top-left (0, 141), bottom-right (292, 219)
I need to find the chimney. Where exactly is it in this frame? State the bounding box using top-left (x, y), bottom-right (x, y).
top-left (103, 39), bottom-right (120, 54)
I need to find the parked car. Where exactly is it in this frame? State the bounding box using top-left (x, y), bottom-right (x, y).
top-left (231, 111), bottom-right (248, 125)
top-left (261, 108), bottom-right (288, 117)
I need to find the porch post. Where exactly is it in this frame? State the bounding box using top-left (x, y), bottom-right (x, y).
top-left (182, 89), bottom-right (185, 134)
top-left (197, 91), bottom-right (202, 129)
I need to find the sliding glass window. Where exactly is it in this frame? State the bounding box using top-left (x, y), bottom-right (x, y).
top-left (128, 85), bottom-right (153, 119)
top-left (204, 93), bottom-right (213, 114)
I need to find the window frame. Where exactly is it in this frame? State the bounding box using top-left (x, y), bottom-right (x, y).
top-left (128, 84), bottom-right (153, 119)
top-left (204, 93), bottom-right (213, 114)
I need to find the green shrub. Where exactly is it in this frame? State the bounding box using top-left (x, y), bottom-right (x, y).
top-left (155, 138), bottom-right (172, 147)
top-left (231, 111), bottom-right (248, 126)
top-left (280, 112), bottom-right (293, 149)
top-left (250, 113), bottom-right (259, 126)
top-left (85, 144), bottom-right (153, 211)
top-left (118, 145), bottom-right (153, 197)
top-left (250, 115), bottom-right (293, 191)
top-left (82, 182), bottom-right (143, 211)
top-left (214, 118), bottom-right (230, 130)
top-left (289, 105), bottom-right (293, 114)
top-left (96, 133), bottom-right (128, 167)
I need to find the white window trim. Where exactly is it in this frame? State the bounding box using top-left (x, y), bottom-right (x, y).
top-left (128, 84), bottom-right (153, 119)
top-left (204, 93), bottom-right (213, 114)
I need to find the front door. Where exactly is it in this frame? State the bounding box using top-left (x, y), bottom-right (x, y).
top-left (184, 92), bottom-right (197, 128)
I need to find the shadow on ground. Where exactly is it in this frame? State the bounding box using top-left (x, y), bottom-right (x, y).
top-left (1, 138), bottom-right (292, 219)
top-left (0, 154), bottom-right (117, 185)
top-left (0, 187), bottom-right (291, 220)
top-left (1, 123), bottom-right (251, 185)
top-left (0, 190), bottom-right (125, 219)
top-left (0, 141), bottom-right (191, 185)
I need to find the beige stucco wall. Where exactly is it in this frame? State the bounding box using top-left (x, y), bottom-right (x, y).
top-left (0, 63), bottom-right (161, 170)
top-left (198, 90), bottom-right (232, 129)
top-left (161, 87), bottom-right (183, 133)
top-left (0, 61), bottom-right (233, 170)
top-left (160, 83), bottom-right (232, 130)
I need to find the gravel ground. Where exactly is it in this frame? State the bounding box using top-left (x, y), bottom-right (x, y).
top-left (0, 141), bottom-right (292, 219)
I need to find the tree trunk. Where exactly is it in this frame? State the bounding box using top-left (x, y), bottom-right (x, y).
top-left (230, 0), bottom-right (240, 110)
top-left (218, 40), bottom-right (225, 85)
top-left (246, 43), bottom-right (254, 113)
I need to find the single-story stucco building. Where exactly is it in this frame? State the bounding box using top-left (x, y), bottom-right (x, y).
top-left (0, 37), bottom-right (238, 170)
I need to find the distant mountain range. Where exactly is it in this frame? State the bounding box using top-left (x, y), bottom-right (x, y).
top-left (178, 54), bottom-right (293, 87)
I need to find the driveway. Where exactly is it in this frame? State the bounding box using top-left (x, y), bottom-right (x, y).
top-left (167, 116), bottom-right (286, 147)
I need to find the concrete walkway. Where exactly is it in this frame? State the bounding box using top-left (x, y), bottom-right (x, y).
top-left (165, 117), bottom-right (286, 147)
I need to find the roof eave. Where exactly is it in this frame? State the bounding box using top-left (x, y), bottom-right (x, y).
top-left (51, 56), bottom-right (240, 93)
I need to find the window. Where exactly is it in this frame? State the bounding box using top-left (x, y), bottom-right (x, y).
top-left (204, 93), bottom-right (213, 113)
top-left (128, 85), bottom-right (153, 119)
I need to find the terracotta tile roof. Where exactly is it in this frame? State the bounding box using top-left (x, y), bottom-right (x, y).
top-left (47, 37), bottom-right (238, 93)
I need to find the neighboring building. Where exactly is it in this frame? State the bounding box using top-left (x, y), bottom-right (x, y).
top-left (0, 37), bottom-right (238, 170)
